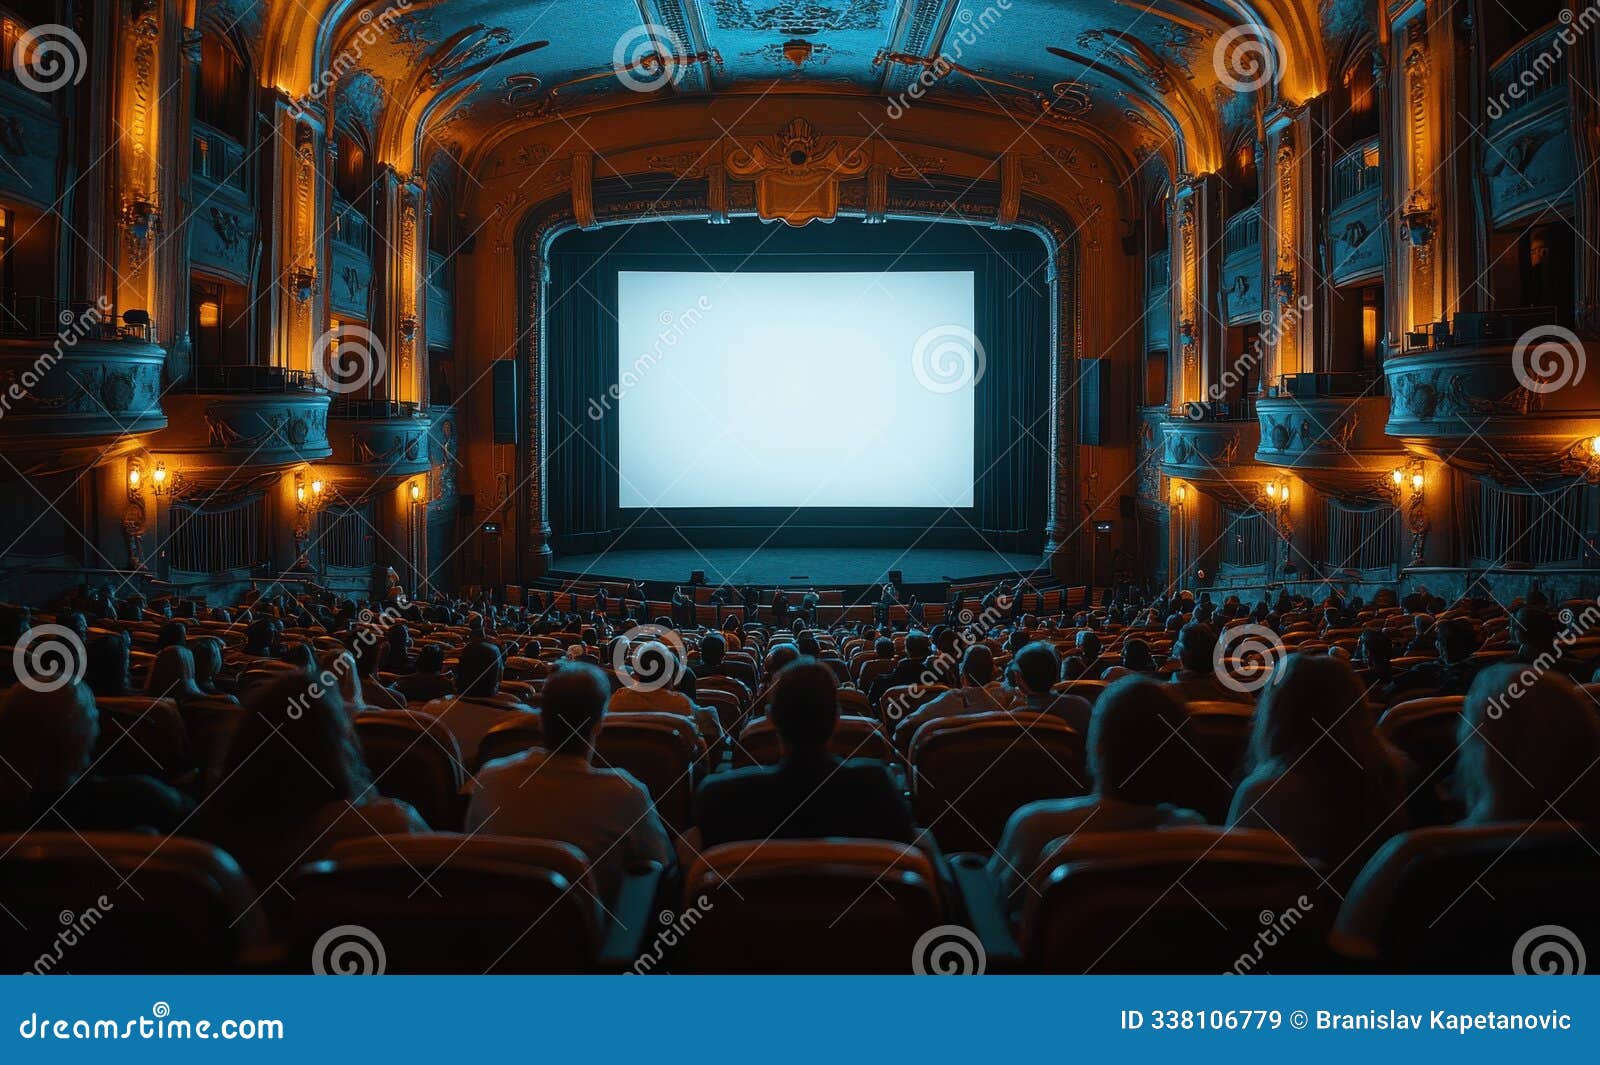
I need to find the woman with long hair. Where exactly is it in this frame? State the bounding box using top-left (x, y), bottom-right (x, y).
top-left (1228, 653), bottom-right (1408, 884)
top-left (1457, 664), bottom-right (1600, 825)
top-left (145, 645), bottom-right (208, 704)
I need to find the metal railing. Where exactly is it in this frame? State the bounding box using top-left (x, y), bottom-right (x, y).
top-left (1332, 138), bottom-right (1381, 207)
top-left (328, 397), bottom-right (421, 420)
top-left (1222, 205), bottom-right (1261, 260)
top-left (1146, 249), bottom-right (1170, 295)
top-left (1487, 23), bottom-right (1569, 124)
top-left (0, 297), bottom-right (149, 341)
top-left (192, 122), bottom-right (250, 194)
top-left (332, 198), bottom-right (374, 255)
top-left (186, 364), bottom-right (324, 393)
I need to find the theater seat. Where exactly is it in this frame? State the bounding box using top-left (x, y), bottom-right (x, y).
top-left (594, 712), bottom-right (702, 829)
top-left (291, 834), bottom-right (661, 973)
top-left (475, 715), bottom-right (546, 768)
top-left (732, 715), bottom-right (892, 768)
top-left (909, 713), bottom-right (1087, 852)
top-left (1332, 822), bottom-right (1600, 972)
top-left (93, 694), bottom-right (192, 781)
top-left (354, 710), bottom-right (466, 828)
top-left (881, 683), bottom-right (945, 725)
top-left (1376, 695), bottom-right (1464, 779)
top-left (0, 832), bottom-right (265, 973)
top-left (1178, 702), bottom-right (1255, 821)
top-left (672, 839), bottom-right (943, 973)
top-left (1017, 827), bottom-right (1330, 973)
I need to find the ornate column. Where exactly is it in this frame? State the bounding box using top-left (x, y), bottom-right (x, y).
top-left (1572, 15), bottom-right (1600, 334)
top-left (1168, 180), bottom-right (1202, 411)
top-left (370, 168), bottom-right (425, 402)
top-left (1393, 15), bottom-right (1443, 336)
top-left (1263, 107), bottom-right (1312, 382)
top-left (1042, 240), bottom-right (1078, 579)
top-left (257, 94), bottom-right (325, 371)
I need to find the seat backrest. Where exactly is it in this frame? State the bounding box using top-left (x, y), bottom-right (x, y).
top-left (1376, 695), bottom-right (1464, 777)
top-left (693, 687), bottom-right (743, 731)
top-left (0, 832), bottom-right (263, 973)
top-left (354, 710), bottom-right (466, 827)
top-left (732, 715), bottom-right (892, 768)
top-left (674, 839), bottom-right (942, 973)
top-left (881, 683), bottom-right (945, 725)
top-left (292, 834), bottom-right (599, 973)
top-left (909, 713), bottom-right (1087, 852)
top-left (92, 695), bottom-right (191, 781)
top-left (1050, 679), bottom-right (1108, 704)
top-left (1179, 704), bottom-right (1256, 821)
top-left (474, 714), bottom-right (546, 770)
top-left (594, 713), bottom-right (700, 830)
top-left (1333, 822), bottom-right (1600, 972)
top-left (1022, 827), bottom-right (1331, 973)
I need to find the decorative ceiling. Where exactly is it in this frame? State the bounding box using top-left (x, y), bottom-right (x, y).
top-left (226, 0), bottom-right (1353, 180)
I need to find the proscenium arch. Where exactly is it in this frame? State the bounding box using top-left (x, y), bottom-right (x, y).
top-left (510, 188), bottom-right (1085, 580)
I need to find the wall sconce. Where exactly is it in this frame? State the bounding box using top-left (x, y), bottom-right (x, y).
top-left (1173, 483), bottom-right (1187, 506)
top-left (150, 461), bottom-right (167, 497)
top-left (122, 197), bottom-right (159, 245)
top-left (294, 469), bottom-right (327, 515)
top-left (409, 479), bottom-right (423, 503)
top-left (289, 267), bottom-right (317, 304)
top-left (398, 314), bottom-right (419, 343)
top-left (126, 463), bottom-right (142, 495)
top-left (1410, 471), bottom-right (1425, 493)
top-left (1271, 270), bottom-right (1297, 307)
top-left (1400, 190), bottom-right (1435, 247)
top-left (1390, 460), bottom-right (1430, 566)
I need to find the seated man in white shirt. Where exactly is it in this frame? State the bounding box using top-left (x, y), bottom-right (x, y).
top-left (1006, 640), bottom-right (1092, 733)
top-left (608, 632), bottom-right (721, 746)
top-left (418, 640), bottom-right (537, 766)
top-left (892, 644), bottom-right (1017, 747)
top-left (467, 661), bottom-right (674, 904)
top-left (987, 675), bottom-right (1206, 921)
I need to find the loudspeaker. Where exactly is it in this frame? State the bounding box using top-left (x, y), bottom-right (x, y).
top-left (492, 359), bottom-right (519, 444)
top-left (1079, 357), bottom-right (1108, 444)
top-left (690, 570), bottom-right (706, 585)
top-left (888, 569), bottom-right (904, 586)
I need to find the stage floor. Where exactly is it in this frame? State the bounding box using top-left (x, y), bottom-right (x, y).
top-left (550, 546), bottom-right (1044, 587)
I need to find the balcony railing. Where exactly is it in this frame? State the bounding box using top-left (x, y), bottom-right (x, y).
top-left (185, 364), bottom-right (324, 394)
top-left (1222, 205), bottom-right (1261, 259)
top-left (329, 397), bottom-right (422, 420)
top-left (0, 297), bottom-right (152, 341)
top-left (1332, 138), bottom-right (1381, 207)
top-left (1184, 395), bottom-right (1257, 423)
top-left (192, 122), bottom-right (249, 194)
top-left (1487, 23), bottom-right (1569, 124)
top-left (332, 199), bottom-right (374, 255)
top-left (1146, 249), bottom-right (1171, 293)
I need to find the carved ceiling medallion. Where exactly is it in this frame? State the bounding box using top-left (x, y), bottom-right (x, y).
top-left (724, 117), bottom-right (869, 225)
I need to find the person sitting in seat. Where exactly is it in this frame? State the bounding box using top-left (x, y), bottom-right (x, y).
top-left (1228, 653), bottom-right (1407, 884)
top-left (1165, 622), bottom-right (1253, 704)
top-left (189, 636), bottom-right (233, 696)
top-left (145, 645), bottom-right (213, 705)
top-left (1005, 640), bottom-right (1090, 732)
top-left (893, 644), bottom-right (1013, 744)
top-left (610, 634), bottom-right (721, 744)
top-left (1060, 630), bottom-right (1103, 681)
top-left (0, 680), bottom-right (192, 833)
top-left (697, 659), bottom-right (918, 848)
top-left (1507, 606), bottom-right (1587, 677)
top-left (467, 661), bottom-right (674, 903)
top-left (1457, 665), bottom-right (1600, 824)
top-left (349, 635), bottom-right (406, 710)
top-left (418, 640), bottom-right (539, 765)
top-left (1389, 617), bottom-right (1483, 697)
top-left (83, 632), bottom-right (135, 698)
top-left (391, 644), bottom-right (455, 702)
top-left (1116, 637), bottom-right (1159, 677)
top-left (987, 675), bottom-right (1205, 917)
top-left (868, 630), bottom-right (934, 706)
top-left (197, 674), bottom-right (426, 892)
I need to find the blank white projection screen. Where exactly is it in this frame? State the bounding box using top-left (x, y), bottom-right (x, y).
top-left (616, 270), bottom-right (976, 509)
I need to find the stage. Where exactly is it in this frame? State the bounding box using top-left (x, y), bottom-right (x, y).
top-left (548, 547), bottom-right (1046, 588)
